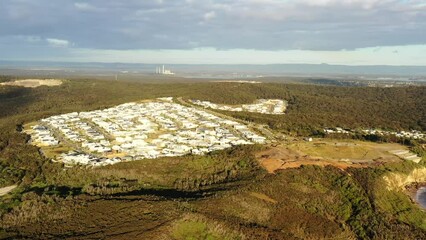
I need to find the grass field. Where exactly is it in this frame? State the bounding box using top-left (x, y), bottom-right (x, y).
top-left (257, 139), bottom-right (407, 173)
top-left (288, 139), bottom-right (404, 162)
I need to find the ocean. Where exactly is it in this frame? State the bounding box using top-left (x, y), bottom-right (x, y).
top-left (416, 187), bottom-right (426, 209)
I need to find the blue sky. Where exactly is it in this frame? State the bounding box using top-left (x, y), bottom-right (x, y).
top-left (1, 0), bottom-right (425, 65)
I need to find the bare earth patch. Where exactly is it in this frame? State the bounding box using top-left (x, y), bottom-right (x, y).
top-left (0, 185), bottom-right (17, 197)
top-left (257, 140), bottom-right (405, 173)
top-left (0, 79), bottom-right (62, 88)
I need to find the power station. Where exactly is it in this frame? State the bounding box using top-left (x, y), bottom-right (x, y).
top-left (155, 65), bottom-right (175, 75)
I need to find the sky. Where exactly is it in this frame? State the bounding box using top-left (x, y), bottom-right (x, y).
top-left (0, 0), bottom-right (426, 65)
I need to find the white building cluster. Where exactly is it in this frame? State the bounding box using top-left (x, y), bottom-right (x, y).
top-left (389, 150), bottom-right (422, 163)
top-left (59, 151), bottom-right (121, 167)
top-left (26, 98), bottom-right (266, 167)
top-left (190, 99), bottom-right (287, 115)
top-left (323, 127), bottom-right (351, 135)
top-left (25, 125), bottom-right (59, 146)
top-left (362, 129), bottom-right (425, 140)
top-left (323, 128), bottom-right (425, 140)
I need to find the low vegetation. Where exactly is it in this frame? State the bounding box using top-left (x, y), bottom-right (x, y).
top-left (170, 214), bottom-right (243, 240)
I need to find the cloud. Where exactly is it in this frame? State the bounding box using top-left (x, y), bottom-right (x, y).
top-left (46, 38), bottom-right (70, 47)
top-left (74, 2), bottom-right (98, 11)
top-left (203, 11), bottom-right (216, 21)
top-left (0, 0), bottom-right (424, 52)
top-left (301, 0), bottom-right (388, 8)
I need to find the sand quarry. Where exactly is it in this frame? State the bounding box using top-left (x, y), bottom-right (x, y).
top-left (0, 79), bottom-right (62, 88)
top-left (257, 139), bottom-right (407, 173)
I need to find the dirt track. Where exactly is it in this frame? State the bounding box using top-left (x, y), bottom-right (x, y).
top-left (0, 185), bottom-right (17, 197)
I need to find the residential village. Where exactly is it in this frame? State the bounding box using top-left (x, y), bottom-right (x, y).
top-left (24, 97), bottom-right (266, 167)
top-left (323, 127), bottom-right (426, 141)
top-left (190, 99), bottom-right (287, 115)
top-left (23, 98), bottom-right (425, 168)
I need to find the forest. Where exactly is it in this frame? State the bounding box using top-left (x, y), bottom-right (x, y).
top-left (0, 76), bottom-right (426, 239)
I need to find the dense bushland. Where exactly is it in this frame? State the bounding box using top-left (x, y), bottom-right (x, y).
top-left (1, 77), bottom-right (426, 239)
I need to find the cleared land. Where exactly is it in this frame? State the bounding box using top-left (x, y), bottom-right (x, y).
top-left (257, 139), bottom-right (406, 173)
top-left (0, 79), bottom-right (62, 88)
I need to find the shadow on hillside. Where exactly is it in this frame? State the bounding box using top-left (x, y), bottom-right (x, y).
top-left (0, 87), bottom-right (36, 119)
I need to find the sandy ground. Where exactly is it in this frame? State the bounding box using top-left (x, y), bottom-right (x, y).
top-left (257, 140), bottom-right (404, 173)
top-left (257, 146), bottom-right (359, 173)
top-left (0, 79), bottom-right (62, 88)
top-left (0, 185), bottom-right (17, 197)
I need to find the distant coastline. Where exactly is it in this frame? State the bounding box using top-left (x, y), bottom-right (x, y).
top-left (2, 60), bottom-right (426, 77)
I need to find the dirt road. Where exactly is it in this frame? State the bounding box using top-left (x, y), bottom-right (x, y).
top-left (0, 185), bottom-right (17, 197)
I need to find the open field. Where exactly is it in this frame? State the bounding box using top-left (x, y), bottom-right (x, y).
top-left (289, 140), bottom-right (405, 162)
top-left (257, 139), bottom-right (407, 173)
top-left (0, 79), bottom-right (62, 88)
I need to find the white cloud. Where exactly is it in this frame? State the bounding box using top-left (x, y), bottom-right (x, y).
top-left (1, 0), bottom-right (425, 53)
top-left (302, 0), bottom-right (390, 8)
top-left (203, 11), bottom-right (216, 21)
top-left (46, 38), bottom-right (70, 47)
top-left (74, 2), bottom-right (98, 11)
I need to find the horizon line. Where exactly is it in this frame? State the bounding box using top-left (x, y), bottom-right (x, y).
top-left (1, 59), bottom-right (426, 68)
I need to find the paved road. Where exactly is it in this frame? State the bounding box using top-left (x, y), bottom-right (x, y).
top-left (0, 185), bottom-right (17, 197)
